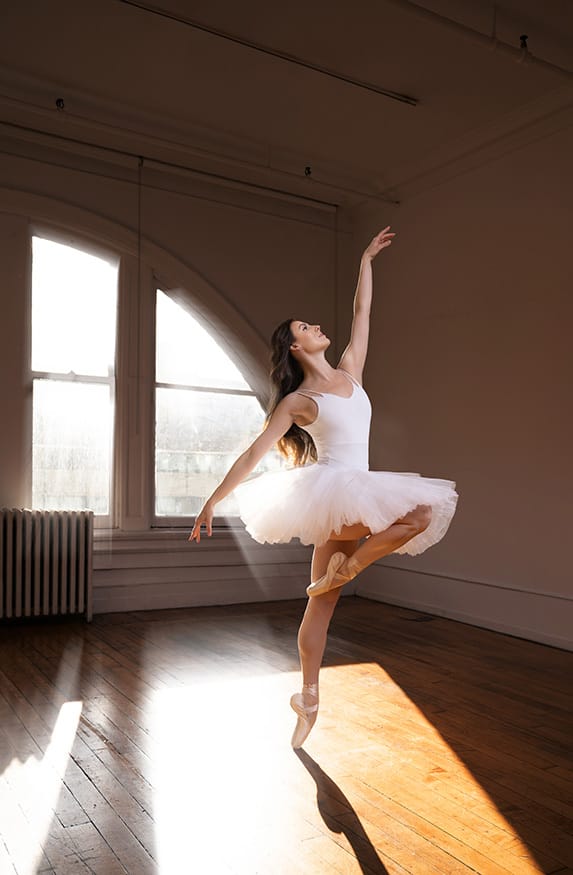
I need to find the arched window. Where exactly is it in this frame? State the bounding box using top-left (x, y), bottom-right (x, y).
top-left (31, 236), bottom-right (118, 520)
top-left (154, 290), bottom-right (283, 519)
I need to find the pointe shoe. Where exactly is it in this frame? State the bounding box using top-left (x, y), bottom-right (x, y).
top-left (290, 682), bottom-right (319, 748)
top-left (306, 552), bottom-right (359, 598)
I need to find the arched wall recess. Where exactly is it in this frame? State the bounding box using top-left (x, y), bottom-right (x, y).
top-left (0, 186), bottom-right (317, 611)
top-left (0, 187), bottom-right (272, 404)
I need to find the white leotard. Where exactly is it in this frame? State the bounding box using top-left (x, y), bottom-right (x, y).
top-left (296, 369), bottom-right (372, 470)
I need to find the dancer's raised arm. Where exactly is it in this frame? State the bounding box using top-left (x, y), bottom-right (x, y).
top-left (338, 226), bottom-right (396, 380)
top-left (188, 394), bottom-right (301, 542)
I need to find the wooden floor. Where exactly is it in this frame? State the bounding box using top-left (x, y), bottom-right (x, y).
top-left (0, 597), bottom-right (572, 875)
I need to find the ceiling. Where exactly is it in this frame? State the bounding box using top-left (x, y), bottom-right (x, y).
top-left (0, 0), bottom-right (572, 206)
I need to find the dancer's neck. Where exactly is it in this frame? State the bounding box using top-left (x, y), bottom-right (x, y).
top-left (300, 354), bottom-right (337, 382)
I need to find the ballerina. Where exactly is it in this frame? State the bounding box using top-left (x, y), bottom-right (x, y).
top-left (189, 226), bottom-right (459, 748)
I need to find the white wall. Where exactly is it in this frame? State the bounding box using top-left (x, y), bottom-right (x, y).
top-left (342, 123), bottom-right (573, 650)
top-left (0, 139), bottom-right (347, 612)
top-left (0, 93), bottom-right (570, 649)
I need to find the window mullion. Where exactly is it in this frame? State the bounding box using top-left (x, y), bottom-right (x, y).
top-left (155, 381), bottom-right (256, 397)
top-left (115, 254), bottom-right (155, 532)
top-left (31, 370), bottom-right (113, 385)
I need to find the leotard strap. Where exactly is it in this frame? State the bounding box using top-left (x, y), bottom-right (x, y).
top-left (293, 369), bottom-right (364, 432)
top-left (296, 369), bottom-right (361, 398)
top-left (296, 388), bottom-right (323, 399)
top-left (337, 367), bottom-right (362, 387)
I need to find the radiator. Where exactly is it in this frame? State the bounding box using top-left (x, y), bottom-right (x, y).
top-left (0, 509), bottom-right (93, 622)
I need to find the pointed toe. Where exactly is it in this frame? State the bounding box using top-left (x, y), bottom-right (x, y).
top-left (290, 690), bottom-right (319, 748)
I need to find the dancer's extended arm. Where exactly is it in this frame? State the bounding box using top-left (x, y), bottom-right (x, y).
top-left (188, 395), bottom-right (300, 542)
top-left (338, 225), bottom-right (396, 379)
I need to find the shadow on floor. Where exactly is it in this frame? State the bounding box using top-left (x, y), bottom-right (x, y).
top-left (295, 747), bottom-right (389, 874)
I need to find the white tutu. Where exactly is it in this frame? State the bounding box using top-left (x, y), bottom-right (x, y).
top-left (234, 368), bottom-right (459, 553)
top-left (235, 463), bottom-right (459, 552)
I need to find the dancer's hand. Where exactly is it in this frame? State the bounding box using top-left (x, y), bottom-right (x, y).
top-left (363, 226), bottom-right (396, 261)
top-left (188, 502), bottom-right (214, 543)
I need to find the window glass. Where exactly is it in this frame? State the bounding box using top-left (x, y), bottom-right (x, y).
top-left (156, 291), bottom-right (249, 390)
top-left (32, 236), bottom-right (117, 376)
top-left (155, 291), bottom-right (283, 517)
top-left (31, 236), bottom-right (117, 514)
top-left (33, 380), bottom-right (113, 514)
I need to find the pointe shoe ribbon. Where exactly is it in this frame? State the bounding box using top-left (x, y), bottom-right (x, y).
top-left (306, 551), bottom-right (358, 597)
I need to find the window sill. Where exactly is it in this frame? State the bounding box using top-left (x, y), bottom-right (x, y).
top-left (93, 525), bottom-right (312, 559)
top-left (94, 524), bottom-right (246, 544)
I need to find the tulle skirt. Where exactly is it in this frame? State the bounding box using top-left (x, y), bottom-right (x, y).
top-left (234, 462), bottom-right (459, 553)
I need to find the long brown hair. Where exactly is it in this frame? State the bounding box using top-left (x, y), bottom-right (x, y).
top-left (266, 318), bottom-right (317, 466)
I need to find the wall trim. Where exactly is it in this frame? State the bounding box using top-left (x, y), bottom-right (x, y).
top-left (93, 528), bottom-right (316, 613)
top-left (353, 563), bottom-right (573, 652)
top-left (0, 63), bottom-right (379, 209)
top-left (359, 559), bottom-right (573, 603)
top-left (1, 62), bottom-right (571, 209)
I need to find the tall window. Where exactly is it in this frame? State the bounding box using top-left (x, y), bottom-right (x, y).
top-left (31, 236), bottom-right (118, 517)
top-left (155, 290), bottom-right (282, 518)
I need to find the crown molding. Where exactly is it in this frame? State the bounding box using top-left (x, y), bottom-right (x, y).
top-left (0, 64), bottom-right (570, 212)
top-left (0, 64), bottom-right (390, 210)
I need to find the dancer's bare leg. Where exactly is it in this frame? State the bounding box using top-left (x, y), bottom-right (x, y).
top-left (296, 513), bottom-right (412, 691)
top-left (306, 505), bottom-right (434, 599)
top-left (340, 504), bottom-right (433, 579)
top-left (292, 505), bottom-right (432, 728)
top-left (296, 538), bottom-right (360, 712)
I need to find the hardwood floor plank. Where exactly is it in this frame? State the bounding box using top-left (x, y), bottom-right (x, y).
top-left (325, 674), bottom-right (573, 836)
top-left (0, 753), bottom-right (56, 874)
top-left (0, 835), bottom-right (17, 875)
top-left (0, 667), bottom-right (156, 874)
top-left (0, 596), bottom-right (571, 875)
top-left (64, 822), bottom-right (127, 874)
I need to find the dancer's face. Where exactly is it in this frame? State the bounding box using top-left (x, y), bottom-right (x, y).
top-left (289, 320), bottom-right (330, 356)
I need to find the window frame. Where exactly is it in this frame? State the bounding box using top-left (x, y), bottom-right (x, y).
top-left (151, 287), bottom-right (270, 529)
top-left (29, 227), bottom-right (120, 529)
top-left (25, 229), bottom-right (271, 535)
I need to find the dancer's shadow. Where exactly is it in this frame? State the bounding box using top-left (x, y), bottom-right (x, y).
top-left (294, 749), bottom-right (389, 874)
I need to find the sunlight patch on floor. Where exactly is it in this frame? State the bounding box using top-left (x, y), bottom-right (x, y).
top-left (147, 658), bottom-right (544, 873)
top-left (1, 700), bottom-right (83, 875)
top-left (0, 639), bottom-right (84, 874)
top-left (318, 662), bottom-right (545, 874)
top-left (149, 671), bottom-right (319, 873)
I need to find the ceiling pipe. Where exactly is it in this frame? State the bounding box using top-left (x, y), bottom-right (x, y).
top-left (383, 0), bottom-right (573, 80)
top-left (118, 0), bottom-right (418, 105)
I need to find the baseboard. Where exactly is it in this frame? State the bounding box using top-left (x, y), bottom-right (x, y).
top-left (352, 563), bottom-right (573, 653)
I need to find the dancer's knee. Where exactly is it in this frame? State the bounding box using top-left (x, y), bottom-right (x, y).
top-left (298, 600), bottom-right (335, 652)
top-left (298, 591), bottom-right (339, 645)
top-left (396, 503), bottom-right (432, 533)
top-left (415, 504), bottom-right (432, 532)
